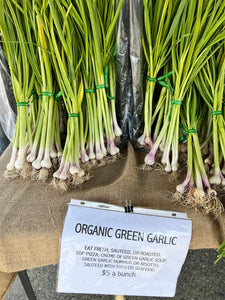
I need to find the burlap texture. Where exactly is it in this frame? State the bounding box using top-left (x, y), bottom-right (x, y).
top-left (0, 271), bottom-right (17, 300)
top-left (0, 144), bottom-right (224, 276)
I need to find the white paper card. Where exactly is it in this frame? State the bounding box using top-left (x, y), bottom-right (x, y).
top-left (57, 200), bottom-right (192, 297)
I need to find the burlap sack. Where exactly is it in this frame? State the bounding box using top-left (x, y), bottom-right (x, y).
top-left (0, 271), bottom-right (16, 300)
top-left (0, 144), bottom-right (224, 278)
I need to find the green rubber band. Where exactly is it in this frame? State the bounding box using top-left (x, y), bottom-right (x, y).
top-left (179, 136), bottom-right (187, 143)
top-left (112, 43), bottom-right (117, 59)
top-left (171, 100), bottom-right (182, 105)
top-left (85, 89), bottom-right (95, 94)
top-left (158, 80), bottom-right (169, 89)
top-left (179, 127), bottom-right (197, 141)
top-left (157, 71), bottom-right (173, 81)
top-left (111, 43), bottom-right (121, 68)
top-left (179, 122), bottom-right (187, 143)
top-left (104, 66), bottom-right (109, 89)
top-left (96, 84), bottom-right (105, 90)
top-left (168, 100), bottom-right (182, 121)
top-left (17, 102), bottom-right (28, 106)
top-left (146, 71), bottom-right (174, 93)
top-left (167, 80), bottom-right (174, 94)
top-left (68, 113), bottom-right (79, 118)
top-left (37, 91), bottom-right (62, 101)
top-left (146, 76), bottom-right (156, 83)
top-left (187, 129), bottom-right (198, 135)
top-left (42, 91), bottom-right (54, 97)
top-left (179, 123), bottom-right (186, 136)
top-left (29, 89), bottom-right (37, 99)
top-left (212, 111), bottom-right (222, 116)
top-left (54, 91), bottom-right (62, 102)
top-left (28, 89), bottom-right (38, 103)
top-left (107, 94), bottom-right (116, 100)
top-left (104, 66), bottom-right (116, 100)
top-left (55, 91), bottom-right (62, 99)
top-left (146, 71), bottom-right (173, 83)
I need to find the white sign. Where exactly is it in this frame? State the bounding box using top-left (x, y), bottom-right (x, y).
top-left (57, 200), bottom-right (192, 297)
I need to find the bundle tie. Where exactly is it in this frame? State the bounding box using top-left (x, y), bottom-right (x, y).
top-left (111, 43), bottom-right (121, 68)
top-left (147, 71), bottom-right (174, 93)
top-left (212, 111), bottom-right (222, 116)
top-left (54, 91), bottom-right (62, 101)
top-left (17, 102), bottom-right (28, 107)
top-left (29, 89), bottom-right (36, 98)
top-left (179, 126), bottom-right (197, 143)
top-left (168, 99), bottom-right (182, 121)
top-left (186, 129), bottom-right (197, 135)
top-left (104, 66), bottom-right (116, 100)
top-left (96, 84), bottom-right (105, 90)
top-left (68, 113), bottom-right (79, 118)
top-left (179, 122), bottom-right (187, 143)
top-left (37, 91), bottom-right (54, 99)
top-left (28, 89), bottom-right (38, 103)
top-left (41, 91), bottom-right (54, 97)
top-left (85, 89), bottom-right (95, 94)
top-left (30, 90), bottom-right (61, 102)
top-left (170, 100), bottom-right (182, 106)
top-left (37, 91), bottom-right (62, 101)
